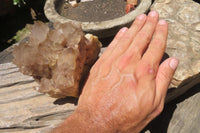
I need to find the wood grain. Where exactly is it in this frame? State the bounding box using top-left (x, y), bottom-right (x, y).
top-left (0, 54), bottom-right (199, 133)
top-left (0, 63), bottom-right (77, 133)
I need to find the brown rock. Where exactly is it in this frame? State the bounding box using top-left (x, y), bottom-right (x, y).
top-left (13, 21), bottom-right (102, 98)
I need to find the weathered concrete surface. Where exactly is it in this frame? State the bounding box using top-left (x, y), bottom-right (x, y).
top-left (151, 0), bottom-right (200, 102)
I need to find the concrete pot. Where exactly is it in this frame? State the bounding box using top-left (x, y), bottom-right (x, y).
top-left (44, 0), bottom-right (152, 38)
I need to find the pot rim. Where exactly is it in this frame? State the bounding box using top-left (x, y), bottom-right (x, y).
top-left (44, 0), bottom-right (152, 32)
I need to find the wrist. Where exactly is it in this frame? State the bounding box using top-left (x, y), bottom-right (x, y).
top-left (52, 108), bottom-right (114, 133)
top-left (72, 108), bottom-right (115, 133)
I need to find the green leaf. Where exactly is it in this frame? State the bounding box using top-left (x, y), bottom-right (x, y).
top-left (13, 0), bottom-right (26, 7)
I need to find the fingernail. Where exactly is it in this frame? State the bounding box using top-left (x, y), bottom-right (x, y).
top-left (137, 14), bottom-right (146, 20)
top-left (169, 58), bottom-right (179, 70)
top-left (158, 20), bottom-right (167, 25)
top-left (149, 11), bottom-right (158, 17)
top-left (120, 27), bottom-right (128, 33)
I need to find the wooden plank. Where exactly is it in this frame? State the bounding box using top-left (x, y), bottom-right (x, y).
top-left (0, 63), bottom-right (77, 133)
top-left (168, 92), bottom-right (200, 133)
top-left (0, 63), bottom-right (199, 133)
top-left (0, 46), bottom-right (14, 64)
top-left (143, 84), bottom-right (200, 133)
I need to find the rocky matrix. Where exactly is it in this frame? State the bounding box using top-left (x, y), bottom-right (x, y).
top-left (13, 21), bottom-right (102, 98)
top-left (151, 0), bottom-right (200, 101)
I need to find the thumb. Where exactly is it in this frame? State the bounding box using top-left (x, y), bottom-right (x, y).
top-left (155, 57), bottom-right (179, 103)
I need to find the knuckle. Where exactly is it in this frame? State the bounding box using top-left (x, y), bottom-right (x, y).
top-left (136, 61), bottom-right (155, 79)
top-left (138, 31), bottom-right (152, 43)
top-left (115, 54), bottom-right (131, 72)
top-left (122, 32), bottom-right (132, 40)
top-left (152, 38), bottom-right (165, 49)
top-left (99, 59), bottom-right (113, 78)
top-left (153, 38), bottom-right (163, 45)
top-left (114, 52), bottom-right (137, 72)
top-left (132, 21), bottom-right (142, 29)
top-left (155, 103), bottom-right (164, 116)
top-left (158, 70), bottom-right (171, 82)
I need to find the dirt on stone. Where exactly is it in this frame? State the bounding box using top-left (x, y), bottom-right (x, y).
top-left (59, 0), bottom-right (128, 22)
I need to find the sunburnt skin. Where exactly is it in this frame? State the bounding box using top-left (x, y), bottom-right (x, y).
top-left (52, 11), bottom-right (179, 133)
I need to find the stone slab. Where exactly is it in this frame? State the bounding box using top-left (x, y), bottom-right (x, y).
top-left (151, 0), bottom-right (200, 102)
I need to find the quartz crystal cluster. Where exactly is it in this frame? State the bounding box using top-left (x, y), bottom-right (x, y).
top-left (13, 21), bottom-right (102, 98)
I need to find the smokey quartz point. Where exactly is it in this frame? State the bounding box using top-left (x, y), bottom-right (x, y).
top-left (13, 21), bottom-right (102, 98)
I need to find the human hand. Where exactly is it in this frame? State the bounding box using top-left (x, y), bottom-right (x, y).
top-left (53, 11), bottom-right (179, 133)
top-left (76, 11), bottom-right (179, 133)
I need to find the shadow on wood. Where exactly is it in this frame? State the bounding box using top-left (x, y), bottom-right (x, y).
top-left (53, 97), bottom-right (78, 105)
top-left (142, 83), bottom-right (200, 133)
